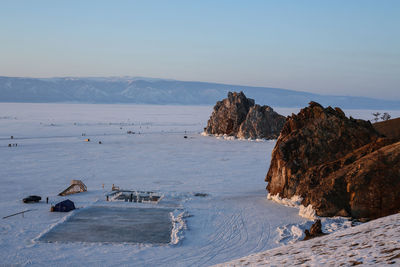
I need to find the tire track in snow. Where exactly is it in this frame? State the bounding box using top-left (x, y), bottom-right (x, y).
top-left (196, 207), bottom-right (252, 266)
top-left (145, 204), bottom-right (245, 266)
top-left (133, 197), bottom-right (274, 266)
top-left (191, 211), bottom-right (243, 266)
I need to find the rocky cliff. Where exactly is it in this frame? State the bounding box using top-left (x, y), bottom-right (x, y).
top-left (237, 105), bottom-right (286, 139)
top-left (204, 91), bottom-right (286, 139)
top-left (266, 102), bottom-right (400, 220)
top-left (373, 117), bottom-right (400, 141)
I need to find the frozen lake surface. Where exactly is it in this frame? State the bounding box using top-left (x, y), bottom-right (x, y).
top-left (0, 103), bottom-right (398, 266)
top-left (39, 206), bottom-right (173, 244)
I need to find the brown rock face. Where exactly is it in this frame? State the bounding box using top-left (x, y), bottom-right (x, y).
top-left (266, 102), bottom-right (400, 219)
top-left (204, 91), bottom-right (285, 139)
top-left (304, 219), bottom-right (325, 240)
top-left (324, 140), bottom-right (400, 219)
top-left (204, 91), bottom-right (254, 135)
top-left (373, 117), bottom-right (400, 141)
top-left (238, 105), bottom-right (286, 139)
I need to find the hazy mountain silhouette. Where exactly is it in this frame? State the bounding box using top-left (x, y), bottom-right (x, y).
top-left (0, 76), bottom-right (399, 109)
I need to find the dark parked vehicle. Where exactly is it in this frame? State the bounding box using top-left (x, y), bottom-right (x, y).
top-left (23, 195), bottom-right (41, 203)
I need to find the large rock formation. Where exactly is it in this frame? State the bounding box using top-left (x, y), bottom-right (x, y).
top-left (266, 102), bottom-right (400, 220)
top-left (204, 91), bottom-right (285, 139)
top-left (237, 105), bottom-right (286, 139)
top-left (204, 91), bottom-right (254, 136)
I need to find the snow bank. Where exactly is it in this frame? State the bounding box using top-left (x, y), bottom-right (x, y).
top-left (170, 209), bottom-right (188, 245)
top-left (298, 204), bottom-right (317, 220)
top-left (267, 193), bottom-right (358, 246)
top-left (267, 193), bottom-right (317, 220)
top-left (267, 193), bottom-right (302, 207)
top-left (276, 221), bottom-right (314, 245)
top-left (201, 132), bottom-right (272, 142)
top-left (216, 134), bottom-right (237, 141)
top-left (275, 216), bottom-right (358, 246)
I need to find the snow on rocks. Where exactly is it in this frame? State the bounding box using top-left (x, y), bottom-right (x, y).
top-left (267, 193), bottom-right (303, 208)
top-left (267, 193), bottom-right (358, 245)
top-left (215, 213), bottom-right (400, 266)
top-left (299, 204), bottom-right (317, 220)
top-left (276, 221), bottom-right (314, 245)
top-left (267, 193), bottom-right (316, 220)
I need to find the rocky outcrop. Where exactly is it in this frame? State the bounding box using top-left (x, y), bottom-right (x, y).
top-left (373, 117), bottom-right (400, 141)
top-left (304, 219), bottom-right (325, 240)
top-left (266, 101), bottom-right (400, 220)
top-left (316, 140), bottom-right (400, 219)
top-left (237, 105), bottom-right (286, 139)
top-left (204, 91), bottom-right (285, 139)
top-left (204, 91), bottom-right (254, 135)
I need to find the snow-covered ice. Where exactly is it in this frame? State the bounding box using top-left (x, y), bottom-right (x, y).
top-left (0, 103), bottom-right (398, 266)
top-left (0, 103), bottom-right (305, 266)
top-left (38, 206), bottom-right (174, 244)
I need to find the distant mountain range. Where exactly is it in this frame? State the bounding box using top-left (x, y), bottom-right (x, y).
top-left (0, 76), bottom-right (399, 109)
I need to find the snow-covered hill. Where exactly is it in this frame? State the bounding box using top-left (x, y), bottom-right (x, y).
top-left (1, 76), bottom-right (400, 109)
top-left (215, 213), bottom-right (400, 266)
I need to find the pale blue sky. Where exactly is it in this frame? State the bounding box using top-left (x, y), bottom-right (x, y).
top-left (1, 0), bottom-right (399, 100)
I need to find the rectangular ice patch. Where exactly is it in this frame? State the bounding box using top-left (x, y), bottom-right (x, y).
top-left (39, 206), bottom-right (173, 244)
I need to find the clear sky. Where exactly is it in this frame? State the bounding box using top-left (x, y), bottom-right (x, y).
top-left (1, 0), bottom-right (399, 100)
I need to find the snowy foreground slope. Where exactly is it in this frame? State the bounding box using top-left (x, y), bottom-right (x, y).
top-left (0, 103), bottom-right (399, 266)
top-left (215, 213), bottom-right (400, 266)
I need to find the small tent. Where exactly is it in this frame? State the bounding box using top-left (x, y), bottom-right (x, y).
top-left (52, 199), bottom-right (75, 212)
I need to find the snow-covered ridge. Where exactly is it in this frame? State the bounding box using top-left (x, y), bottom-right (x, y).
top-left (215, 212), bottom-right (400, 266)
